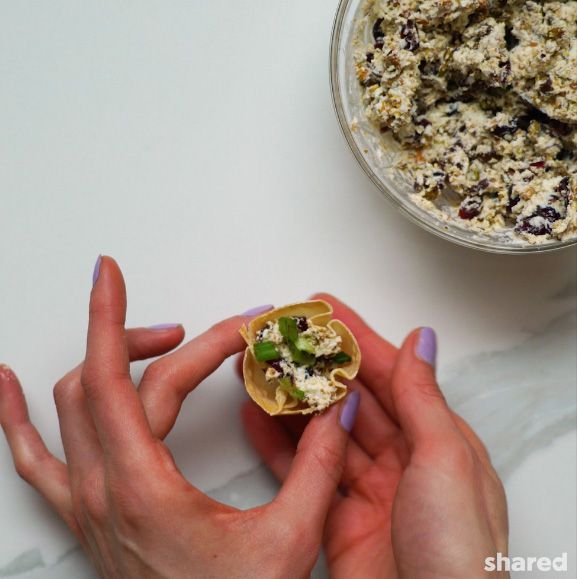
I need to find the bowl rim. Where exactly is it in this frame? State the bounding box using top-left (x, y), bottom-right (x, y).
top-left (329, 0), bottom-right (577, 255)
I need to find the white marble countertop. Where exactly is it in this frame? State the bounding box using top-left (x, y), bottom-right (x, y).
top-left (1, 1), bottom-right (576, 577)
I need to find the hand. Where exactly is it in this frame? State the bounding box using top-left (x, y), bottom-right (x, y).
top-left (241, 294), bottom-right (509, 579)
top-left (0, 258), bottom-right (360, 579)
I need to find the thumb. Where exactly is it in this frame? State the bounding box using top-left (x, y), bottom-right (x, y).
top-left (391, 327), bottom-right (459, 448)
top-left (273, 391), bottom-right (360, 532)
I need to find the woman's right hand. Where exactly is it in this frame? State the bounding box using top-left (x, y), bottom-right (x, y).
top-left (0, 259), bottom-right (357, 579)
top-left (242, 294), bottom-right (510, 579)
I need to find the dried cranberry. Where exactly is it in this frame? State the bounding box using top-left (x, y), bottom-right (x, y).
top-left (373, 18), bottom-right (384, 43)
top-left (507, 197), bottom-right (520, 213)
top-left (557, 176), bottom-right (570, 194)
top-left (557, 148), bottom-right (573, 161)
top-left (540, 77), bottom-right (553, 93)
top-left (400, 19), bottom-right (420, 51)
top-left (517, 115), bottom-right (533, 131)
top-left (419, 60), bottom-right (440, 76)
top-left (536, 206), bottom-right (561, 221)
top-left (493, 120), bottom-right (519, 138)
top-left (496, 60), bottom-right (512, 85)
top-left (267, 360), bottom-right (284, 375)
top-left (505, 27), bottom-right (519, 50)
top-left (530, 160), bottom-right (546, 169)
top-left (476, 151), bottom-right (498, 162)
top-left (295, 317), bottom-right (309, 332)
top-left (459, 195), bottom-right (483, 220)
top-left (548, 119), bottom-right (572, 137)
top-left (516, 206), bottom-right (561, 235)
top-left (516, 218), bottom-right (549, 236)
top-left (470, 179), bottom-right (490, 194)
top-left (361, 73), bottom-right (381, 87)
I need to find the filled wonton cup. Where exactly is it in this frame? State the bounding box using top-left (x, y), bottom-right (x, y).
top-left (240, 300), bottom-right (361, 415)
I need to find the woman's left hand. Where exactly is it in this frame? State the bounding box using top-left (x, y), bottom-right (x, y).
top-left (0, 256), bottom-right (357, 579)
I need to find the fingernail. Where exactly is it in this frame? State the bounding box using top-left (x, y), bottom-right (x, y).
top-left (92, 255), bottom-right (102, 286)
top-left (416, 327), bottom-right (437, 368)
top-left (148, 323), bottom-right (181, 331)
top-left (339, 390), bottom-right (360, 433)
top-left (241, 304), bottom-right (274, 316)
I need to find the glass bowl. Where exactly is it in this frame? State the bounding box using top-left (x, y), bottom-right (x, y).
top-left (329, 0), bottom-right (577, 254)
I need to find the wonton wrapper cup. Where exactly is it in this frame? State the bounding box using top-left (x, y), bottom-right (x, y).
top-left (240, 300), bottom-right (361, 415)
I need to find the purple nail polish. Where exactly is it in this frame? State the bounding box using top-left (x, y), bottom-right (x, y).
top-left (92, 255), bottom-right (102, 286)
top-left (339, 390), bottom-right (360, 433)
top-left (148, 323), bottom-right (181, 331)
top-left (241, 304), bottom-right (274, 316)
top-left (416, 327), bottom-right (437, 367)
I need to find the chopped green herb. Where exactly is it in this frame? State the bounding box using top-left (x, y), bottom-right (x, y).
top-left (279, 317), bottom-right (298, 343)
top-left (295, 335), bottom-right (316, 354)
top-left (278, 377), bottom-right (306, 402)
top-left (278, 376), bottom-right (293, 390)
top-left (253, 341), bottom-right (281, 362)
top-left (331, 352), bottom-right (352, 364)
top-left (292, 388), bottom-right (306, 401)
top-left (289, 343), bottom-right (316, 366)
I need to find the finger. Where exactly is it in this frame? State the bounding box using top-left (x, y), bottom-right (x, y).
top-left (55, 326), bottom-right (184, 485)
top-left (277, 406), bottom-right (374, 488)
top-left (235, 348), bottom-right (382, 472)
top-left (274, 391), bottom-right (360, 533)
top-left (311, 293), bottom-right (399, 420)
top-left (390, 328), bottom-right (460, 447)
top-left (241, 401), bottom-right (295, 481)
top-left (83, 256), bottom-right (155, 464)
top-left (242, 400), bottom-right (372, 494)
top-left (0, 365), bottom-right (81, 538)
top-left (349, 380), bottom-right (406, 468)
top-left (54, 364), bottom-right (102, 488)
top-left (139, 315), bottom-right (248, 439)
top-left (451, 412), bottom-right (495, 467)
top-left (125, 325), bottom-right (185, 361)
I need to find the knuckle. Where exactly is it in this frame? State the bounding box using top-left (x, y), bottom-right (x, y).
top-left (411, 375), bottom-right (446, 403)
top-left (13, 446), bottom-right (54, 486)
top-left (299, 442), bottom-right (342, 486)
top-left (395, 374), bottom-right (446, 412)
top-left (207, 319), bottom-right (243, 352)
top-left (89, 299), bottom-right (121, 321)
top-left (209, 317), bottom-right (237, 334)
top-left (141, 360), bottom-right (172, 386)
top-left (80, 365), bottom-right (100, 391)
top-left (77, 472), bottom-right (107, 523)
top-left (110, 478), bottom-right (155, 527)
top-left (53, 376), bottom-right (79, 405)
top-left (14, 457), bottom-right (34, 483)
top-left (445, 437), bottom-right (477, 472)
top-left (421, 435), bottom-right (477, 475)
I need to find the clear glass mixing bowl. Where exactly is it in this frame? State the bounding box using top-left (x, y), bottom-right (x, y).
top-left (329, 0), bottom-right (577, 254)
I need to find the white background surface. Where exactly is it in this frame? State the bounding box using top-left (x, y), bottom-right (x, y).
top-left (1, 1), bottom-right (576, 577)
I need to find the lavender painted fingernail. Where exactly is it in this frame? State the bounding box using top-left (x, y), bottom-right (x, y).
top-left (339, 390), bottom-right (360, 433)
top-left (148, 323), bottom-right (181, 331)
top-left (241, 304), bottom-right (274, 316)
top-left (92, 255), bottom-right (102, 286)
top-left (416, 327), bottom-right (437, 367)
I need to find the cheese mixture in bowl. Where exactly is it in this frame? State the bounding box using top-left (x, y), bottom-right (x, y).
top-left (332, 0), bottom-right (577, 250)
